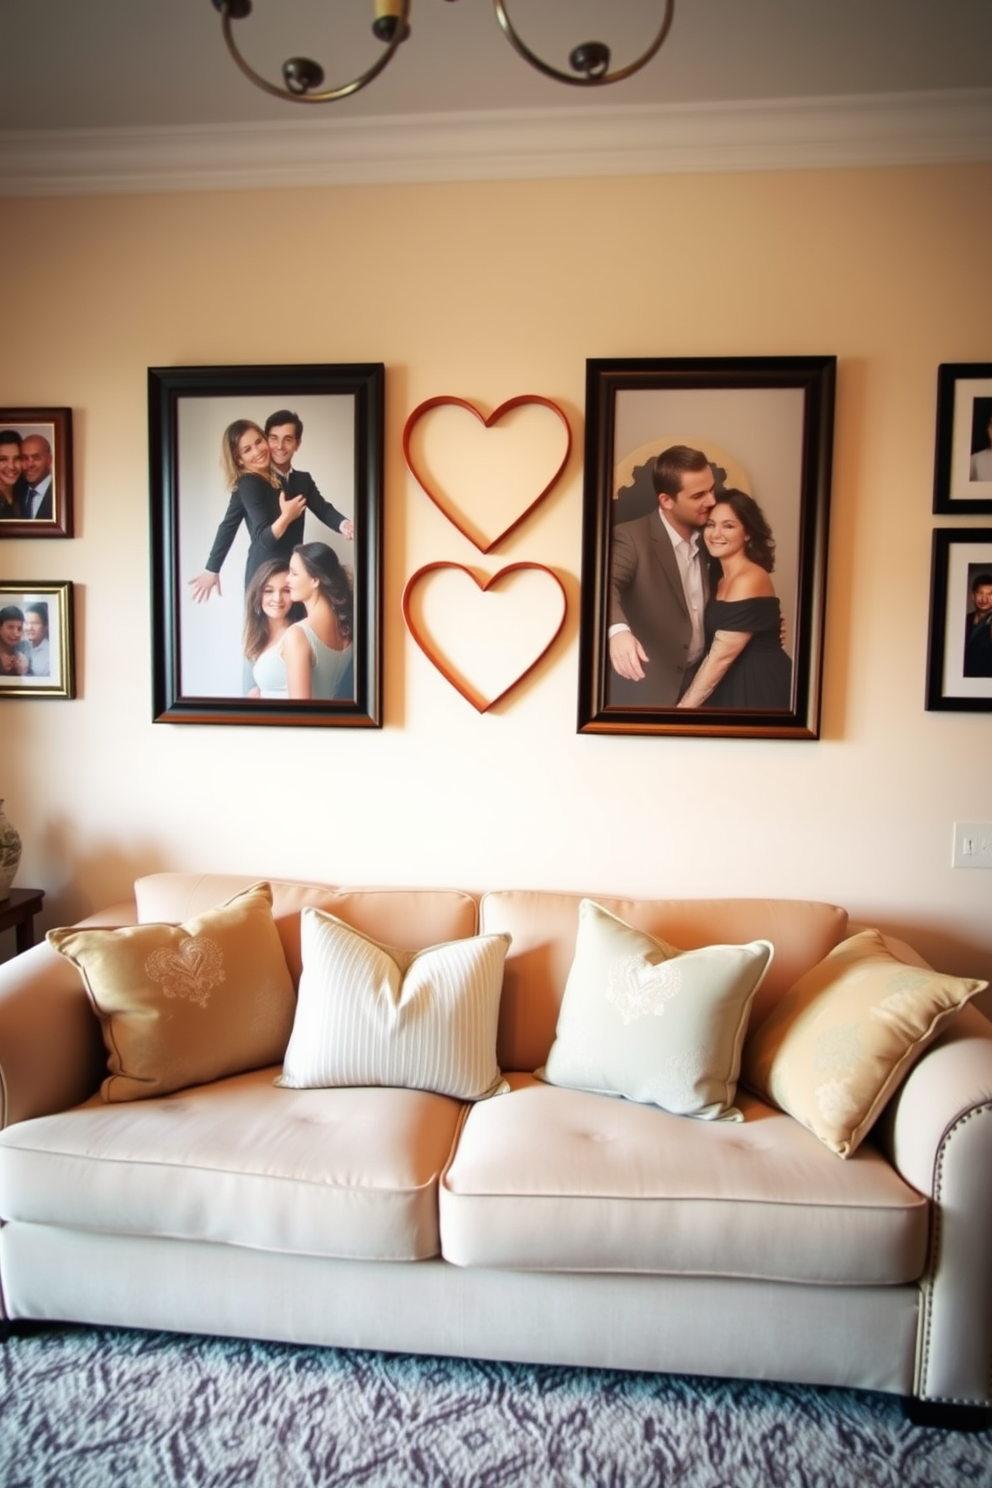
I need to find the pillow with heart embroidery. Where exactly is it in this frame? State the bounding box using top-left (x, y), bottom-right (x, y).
top-left (47, 881), bottom-right (296, 1103)
top-left (536, 899), bottom-right (773, 1121)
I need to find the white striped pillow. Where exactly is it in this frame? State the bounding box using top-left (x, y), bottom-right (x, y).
top-left (277, 907), bottom-right (511, 1100)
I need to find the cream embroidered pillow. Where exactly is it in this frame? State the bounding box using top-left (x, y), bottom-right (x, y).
top-left (537, 899), bottom-right (773, 1121)
top-left (47, 881), bottom-right (296, 1103)
top-left (277, 907), bottom-right (511, 1101)
top-left (742, 929), bottom-right (986, 1157)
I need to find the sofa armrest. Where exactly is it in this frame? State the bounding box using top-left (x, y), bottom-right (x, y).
top-left (0, 939), bottom-right (106, 1129)
top-left (70, 900), bottom-right (138, 929)
top-left (876, 1003), bottom-right (992, 1406)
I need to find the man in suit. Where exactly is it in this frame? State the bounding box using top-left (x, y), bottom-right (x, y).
top-left (189, 409), bottom-right (353, 602)
top-left (607, 444), bottom-right (716, 707)
top-left (20, 435), bottom-right (54, 520)
top-left (266, 411), bottom-right (354, 543)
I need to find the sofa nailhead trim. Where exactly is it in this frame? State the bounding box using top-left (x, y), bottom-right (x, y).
top-left (919, 1101), bottom-right (992, 1406)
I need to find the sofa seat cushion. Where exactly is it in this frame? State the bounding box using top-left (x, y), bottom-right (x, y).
top-left (439, 1074), bottom-right (928, 1285)
top-left (0, 1068), bottom-right (465, 1263)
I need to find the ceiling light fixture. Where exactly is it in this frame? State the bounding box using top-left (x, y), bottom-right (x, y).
top-left (209, 0), bottom-right (676, 105)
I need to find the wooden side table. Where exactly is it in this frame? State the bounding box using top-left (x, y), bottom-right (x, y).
top-left (0, 888), bottom-right (45, 954)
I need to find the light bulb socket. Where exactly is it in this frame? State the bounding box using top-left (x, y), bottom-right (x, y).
top-left (372, 16), bottom-right (410, 43)
top-left (568, 40), bottom-right (611, 80)
top-left (212, 0), bottom-right (252, 17)
top-left (282, 56), bottom-right (326, 94)
top-left (372, 0), bottom-right (409, 44)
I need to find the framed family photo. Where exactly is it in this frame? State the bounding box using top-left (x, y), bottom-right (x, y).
top-left (0, 408), bottom-right (73, 538)
top-left (148, 364), bottom-right (383, 727)
top-left (926, 529), bottom-right (992, 712)
top-left (933, 363), bottom-right (992, 516)
top-left (577, 356), bottom-right (836, 738)
top-left (0, 582), bottom-right (75, 698)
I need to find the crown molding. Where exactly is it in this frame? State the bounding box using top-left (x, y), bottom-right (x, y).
top-left (1, 88), bottom-right (990, 198)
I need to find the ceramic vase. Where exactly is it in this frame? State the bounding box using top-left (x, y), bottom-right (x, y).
top-left (0, 800), bottom-right (22, 901)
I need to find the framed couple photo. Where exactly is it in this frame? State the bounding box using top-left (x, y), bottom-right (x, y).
top-left (576, 356), bottom-right (836, 739)
top-left (0, 582), bottom-right (75, 699)
top-left (148, 364), bottom-right (383, 727)
top-left (0, 408), bottom-right (73, 538)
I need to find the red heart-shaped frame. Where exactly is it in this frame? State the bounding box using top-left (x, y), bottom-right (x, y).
top-left (402, 562), bottom-right (568, 713)
top-left (402, 395), bottom-right (572, 554)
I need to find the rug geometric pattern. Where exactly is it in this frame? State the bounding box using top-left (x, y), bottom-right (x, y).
top-left (1, 1326), bottom-right (989, 1488)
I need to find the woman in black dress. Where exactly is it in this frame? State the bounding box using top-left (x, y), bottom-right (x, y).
top-left (677, 488), bottom-right (792, 711)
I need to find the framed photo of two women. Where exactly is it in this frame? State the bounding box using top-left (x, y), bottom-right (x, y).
top-left (148, 364), bottom-right (383, 727)
top-left (577, 356), bottom-right (835, 738)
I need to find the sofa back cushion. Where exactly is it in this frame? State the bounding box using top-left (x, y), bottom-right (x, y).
top-left (481, 892), bottom-right (848, 1073)
top-left (134, 875), bottom-right (479, 986)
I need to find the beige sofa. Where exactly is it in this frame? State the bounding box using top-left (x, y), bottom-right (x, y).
top-left (0, 873), bottom-right (990, 1429)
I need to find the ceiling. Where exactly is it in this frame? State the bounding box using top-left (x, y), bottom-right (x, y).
top-left (1, 0), bottom-right (990, 194)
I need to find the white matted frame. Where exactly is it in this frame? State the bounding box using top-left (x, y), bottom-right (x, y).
top-left (933, 363), bottom-right (992, 516)
top-left (0, 582), bottom-right (75, 698)
top-left (926, 529), bottom-right (992, 711)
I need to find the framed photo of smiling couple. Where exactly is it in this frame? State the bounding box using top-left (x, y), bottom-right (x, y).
top-left (148, 364), bottom-right (383, 728)
top-left (576, 356), bottom-right (836, 739)
top-left (0, 408), bottom-right (73, 538)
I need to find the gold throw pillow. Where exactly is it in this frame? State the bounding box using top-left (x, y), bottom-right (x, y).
top-left (48, 881), bottom-right (296, 1103)
top-left (742, 929), bottom-right (986, 1156)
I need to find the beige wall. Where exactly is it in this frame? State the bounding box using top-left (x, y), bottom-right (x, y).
top-left (1, 163), bottom-right (990, 987)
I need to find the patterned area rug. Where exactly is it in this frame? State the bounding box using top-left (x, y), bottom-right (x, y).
top-left (1, 1326), bottom-right (990, 1488)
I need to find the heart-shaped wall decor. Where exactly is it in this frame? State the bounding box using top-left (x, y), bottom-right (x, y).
top-left (403, 395), bottom-right (572, 553)
top-left (402, 562), bottom-right (568, 713)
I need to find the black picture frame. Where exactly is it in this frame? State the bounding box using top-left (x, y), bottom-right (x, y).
top-left (0, 581), bottom-right (75, 698)
top-left (0, 408), bottom-right (73, 538)
top-left (149, 364), bottom-right (383, 727)
top-left (577, 356), bottom-right (836, 738)
top-left (926, 528), bottom-right (992, 711)
top-left (933, 363), bottom-right (992, 515)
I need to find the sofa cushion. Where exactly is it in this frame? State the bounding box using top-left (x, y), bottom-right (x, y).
top-left (0, 1068), bottom-right (465, 1262)
top-left (47, 882), bottom-right (296, 1103)
top-left (538, 900), bottom-right (772, 1120)
top-left (742, 929), bottom-right (987, 1157)
top-left (480, 892), bottom-right (848, 1072)
top-left (439, 1074), bottom-right (929, 1285)
top-left (278, 908), bottom-right (510, 1100)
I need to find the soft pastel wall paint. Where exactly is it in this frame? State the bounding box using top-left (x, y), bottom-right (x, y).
top-left (1, 164), bottom-right (990, 991)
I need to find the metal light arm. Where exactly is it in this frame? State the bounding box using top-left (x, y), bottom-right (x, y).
top-left (493, 0), bottom-right (675, 86)
top-left (210, 0), bottom-right (675, 104)
top-left (212, 0), bottom-right (411, 104)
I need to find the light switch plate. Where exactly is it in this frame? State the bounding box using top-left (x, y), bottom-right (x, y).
top-left (952, 823), bottom-right (992, 869)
